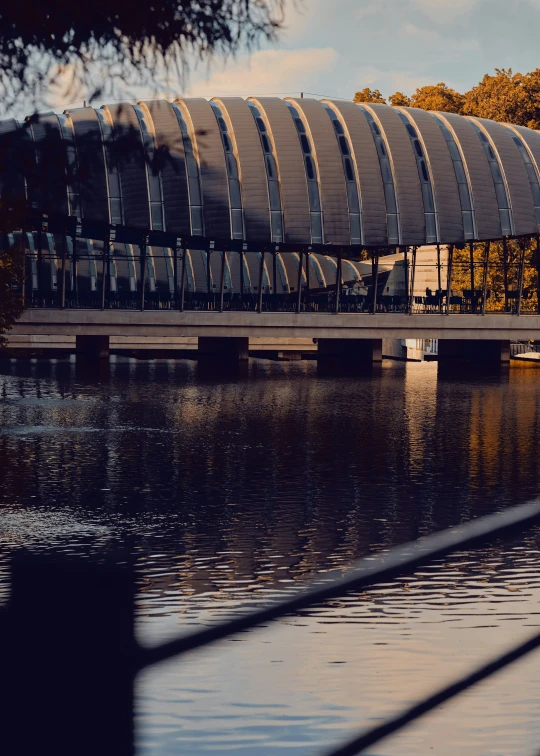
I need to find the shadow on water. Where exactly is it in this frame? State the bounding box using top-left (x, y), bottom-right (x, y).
top-left (2, 357), bottom-right (540, 754)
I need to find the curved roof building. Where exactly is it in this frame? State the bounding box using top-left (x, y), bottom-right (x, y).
top-left (2, 97), bottom-right (540, 247)
top-left (2, 98), bottom-right (540, 299)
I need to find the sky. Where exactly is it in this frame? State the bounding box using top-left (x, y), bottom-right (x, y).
top-left (29, 0), bottom-right (540, 114)
top-left (179, 0), bottom-right (540, 102)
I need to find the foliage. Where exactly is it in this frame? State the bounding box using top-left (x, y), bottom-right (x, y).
top-left (0, 234), bottom-right (24, 347)
top-left (0, 1), bottom-right (285, 110)
top-left (388, 91), bottom-right (410, 107)
top-left (410, 82), bottom-right (465, 114)
top-left (462, 68), bottom-right (540, 129)
top-left (353, 87), bottom-right (387, 104)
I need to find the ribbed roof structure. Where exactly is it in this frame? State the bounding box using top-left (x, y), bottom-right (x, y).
top-left (2, 98), bottom-right (540, 248)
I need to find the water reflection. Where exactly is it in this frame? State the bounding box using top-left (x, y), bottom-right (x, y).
top-left (1, 357), bottom-right (540, 754)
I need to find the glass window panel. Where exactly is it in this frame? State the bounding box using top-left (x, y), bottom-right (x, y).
top-left (387, 213), bottom-right (399, 244)
top-left (229, 178), bottom-right (242, 209)
top-left (218, 117), bottom-right (227, 132)
top-left (462, 211), bottom-right (474, 238)
top-left (191, 206), bottom-right (203, 235)
top-left (249, 104), bottom-right (261, 117)
top-left (532, 184), bottom-right (540, 206)
top-left (339, 136), bottom-right (349, 155)
top-left (490, 163), bottom-right (503, 185)
top-left (421, 183), bottom-right (434, 212)
top-left (383, 182), bottom-right (397, 213)
top-left (495, 182), bottom-right (508, 207)
top-left (406, 124), bottom-right (417, 138)
top-left (151, 203), bottom-right (163, 230)
top-left (300, 134), bottom-right (311, 154)
top-left (425, 213), bottom-right (437, 242)
top-left (349, 213), bottom-right (361, 244)
top-left (381, 159), bottom-right (392, 184)
top-left (499, 208), bottom-right (512, 234)
top-left (377, 139), bottom-right (387, 157)
top-left (256, 117), bottom-right (266, 132)
top-left (186, 154), bottom-right (199, 177)
top-left (453, 160), bottom-right (466, 184)
top-left (148, 174), bottom-right (161, 201)
top-left (526, 163), bottom-right (539, 185)
top-left (344, 157), bottom-right (354, 181)
top-left (447, 141), bottom-right (461, 161)
top-left (310, 212), bottom-right (323, 243)
top-left (420, 160), bottom-right (429, 182)
top-left (269, 180), bottom-right (281, 210)
top-left (347, 182), bottom-right (360, 213)
top-left (458, 182), bottom-right (472, 210)
top-left (370, 121), bottom-right (381, 136)
top-left (307, 181), bottom-right (320, 211)
top-left (294, 117), bottom-right (306, 133)
top-left (223, 153), bottom-right (236, 178)
top-left (188, 177), bottom-right (201, 205)
top-left (108, 173), bottom-right (120, 197)
top-left (488, 146), bottom-right (496, 160)
top-left (287, 105), bottom-right (300, 118)
top-left (305, 156), bottom-right (315, 180)
top-left (414, 140), bottom-right (423, 157)
top-left (110, 198), bottom-right (122, 225)
top-left (535, 206), bottom-right (540, 229)
top-left (271, 211), bottom-right (283, 241)
top-left (266, 154), bottom-right (277, 179)
top-left (222, 133), bottom-right (231, 152)
top-left (231, 208), bottom-right (244, 239)
top-left (479, 131), bottom-right (488, 143)
top-left (333, 119), bottom-right (344, 134)
top-left (261, 133), bottom-right (270, 153)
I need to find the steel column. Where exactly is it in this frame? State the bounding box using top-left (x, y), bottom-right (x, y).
top-left (257, 250), bottom-right (264, 313)
top-left (240, 246), bottom-right (245, 309)
top-left (502, 238), bottom-right (509, 312)
top-left (101, 240), bottom-right (108, 311)
top-left (371, 250), bottom-right (379, 314)
top-left (481, 241), bottom-right (490, 316)
top-left (409, 247), bottom-right (417, 314)
top-left (335, 249), bottom-right (342, 314)
top-left (173, 244), bottom-right (179, 310)
top-left (469, 241), bottom-right (475, 311)
top-left (180, 248), bottom-right (187, 312)
top-left (60, 234), bottom-right (66, 309)
top-left (403, 246), bottom-right (409, 313)
top-left (446, 244), bottom-right (454, 315)
top-left (537, 235), bottom-right (540, 315)
top-left (517, 239), bottom-right (526, 316)
top-left (296, 250), bottom-right (303, 314)
top-left (219, 250), bottom-right (226, 312)
top-left (37, 229), bottom-right (43, 304)
top-left (139, 241), bottom-right (146, 312)
top-left (437, 243), bottom-right (442, 313)
top-left (305, 248), bottom-right (311, 311)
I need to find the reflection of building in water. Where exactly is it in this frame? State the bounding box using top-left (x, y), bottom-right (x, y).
top-left (3, 360), bottom-right (540, 614)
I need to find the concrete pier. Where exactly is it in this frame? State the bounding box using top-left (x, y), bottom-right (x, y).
top-left (438, 339), bottom-right (510, 370)
top-left (318, 338), bottom-right (383, 365)
top-left (75, 335), bottom-right (110, 360)
top-left (198, 337), bottom-right (249, 361)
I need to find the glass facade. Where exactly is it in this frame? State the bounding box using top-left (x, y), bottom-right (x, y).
top-left (247, 101), bottom-right (284, 243)
top-left (356, 105), bottom-right (400, 245)
top-left (468, 119), bottom-right (513, 235)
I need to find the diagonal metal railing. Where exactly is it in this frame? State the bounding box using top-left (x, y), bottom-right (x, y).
top-left (3, 498), bottom-right (540, 755)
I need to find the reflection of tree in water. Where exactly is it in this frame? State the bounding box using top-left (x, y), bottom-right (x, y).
top-left (2, 360), bottom-right (540, 611)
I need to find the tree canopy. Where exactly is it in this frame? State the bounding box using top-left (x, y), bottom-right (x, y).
top-left (0, 1), bottom-right (285, 110)
top-left (353, 68), bottom-right (540, 127)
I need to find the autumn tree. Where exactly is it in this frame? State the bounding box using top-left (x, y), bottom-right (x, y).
top-left (410, 82), bottom-right (465, 114)
top-left (463, 68), bottom-right (540, 129)
top-left (388, 91), bottom-right (410, 107)
top-left (353, 87), bottom-right (386, 104)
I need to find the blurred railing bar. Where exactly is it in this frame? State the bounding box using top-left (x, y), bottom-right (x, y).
top-left (139, 498), bottom-right (540, 670)
top-left (324, 628), bottom-right (540, 756)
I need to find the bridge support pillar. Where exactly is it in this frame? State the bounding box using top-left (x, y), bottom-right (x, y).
top-left (76, 335), bottom-right (110, 360)
top-left (317, 338), bottom-right (383, 367)
top-left (198, 337), bottom-right (249, 361)
top-left (438, 339), bottom-right (510, 371)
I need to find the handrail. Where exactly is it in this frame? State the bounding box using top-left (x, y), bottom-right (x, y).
top-left (139, 498), bottom-right (540, 669)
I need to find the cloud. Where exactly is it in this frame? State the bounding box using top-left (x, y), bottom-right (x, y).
top-left (182, 47), bottom-right (339, 99)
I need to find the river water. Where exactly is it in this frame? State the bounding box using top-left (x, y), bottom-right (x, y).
top-left (1, 356), bottom-right (540, 755)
